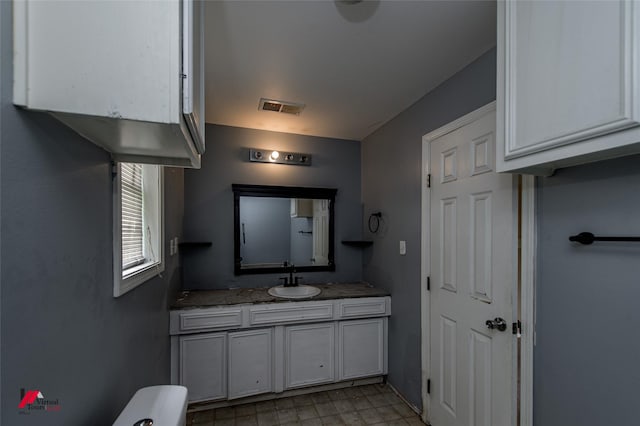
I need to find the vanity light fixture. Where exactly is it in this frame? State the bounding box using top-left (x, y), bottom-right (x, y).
top-left (250, 148), bottom-right (312, 166)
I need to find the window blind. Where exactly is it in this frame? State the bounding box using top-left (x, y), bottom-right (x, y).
top-left (121, 163), bottom-right (145, 270)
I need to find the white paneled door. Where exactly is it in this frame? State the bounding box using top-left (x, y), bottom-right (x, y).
top-left (428, 108), bottom-right (515, 426)
top-left (312, 199), bottom-right (330, 265)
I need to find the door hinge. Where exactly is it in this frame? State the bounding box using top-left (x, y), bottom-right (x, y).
top-left (427, 276), bottom-right (430, 291)
top-left (427, 379), bottom-right (431, 394)
top-left (427, 174), bottom-right (431, 188)
top-left (512, 320), bottom-right (522, 337)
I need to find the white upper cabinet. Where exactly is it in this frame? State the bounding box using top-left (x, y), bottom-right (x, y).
top-left (13, 0), bottom-right (205, 168)
top-left (497, 0), bottom-right (640, 174)
top-left (290, 199), bottom-right (313, 218)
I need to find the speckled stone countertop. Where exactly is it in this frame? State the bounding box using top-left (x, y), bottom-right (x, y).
top-left (171, 282), bottom-right (389, 310)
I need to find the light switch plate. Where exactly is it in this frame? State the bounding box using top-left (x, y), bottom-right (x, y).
top-left (399, 240), bottom-right (406, 255)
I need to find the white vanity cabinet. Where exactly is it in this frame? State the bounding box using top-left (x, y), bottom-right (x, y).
top-left (284, 323), bottom-right (335, 389)
top-left (179, 332), bottom-right (227, 403)
top-left (13, 0), bottom-right (205, 168)
top-left (228, 329), bottom-right (273, 399)
top-left (170, 296), bottom-right (390, 403)
top-left (497, 0), bottom-right (640, 174)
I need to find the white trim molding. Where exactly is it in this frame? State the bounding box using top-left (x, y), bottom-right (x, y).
top-left (519, 175), bottom-right (536, 426)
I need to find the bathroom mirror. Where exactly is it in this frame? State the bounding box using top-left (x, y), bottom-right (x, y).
top-left (232, 184), bottom-right (337, 275)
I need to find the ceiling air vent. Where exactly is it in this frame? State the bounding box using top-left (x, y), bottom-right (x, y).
top-left (259, 98), bottom-right (305, 115)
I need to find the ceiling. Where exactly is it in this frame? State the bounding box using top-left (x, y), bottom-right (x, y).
top-left (204, 1), bottom-right (496, 141)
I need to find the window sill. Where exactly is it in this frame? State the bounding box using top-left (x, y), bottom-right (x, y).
top-left (115, 260), bottom-right (165, 297)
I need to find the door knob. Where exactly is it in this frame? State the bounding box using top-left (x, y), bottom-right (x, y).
top-left (485, 317), bottom-right (507, 332)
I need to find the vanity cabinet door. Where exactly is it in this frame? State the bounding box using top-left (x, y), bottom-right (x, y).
top-left (228, 329), bottom-right (273, 399)
top-left (338, 318), bottom-right (386, 380)
top-left (285, 323), bottom-right (335, 389)
top-left (180, 332), bottom-right (227, 402)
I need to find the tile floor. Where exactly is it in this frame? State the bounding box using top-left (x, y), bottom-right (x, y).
top-left (186, 384), bottom-right (426, 426)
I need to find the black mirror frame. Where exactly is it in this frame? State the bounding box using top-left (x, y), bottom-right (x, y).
top-left (232, 184), bottom-right (337, 275)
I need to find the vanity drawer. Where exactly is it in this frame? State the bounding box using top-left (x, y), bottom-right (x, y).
top-left (249, 302), bottom-right (334, 326)
top-left (338, 297), bottom-right (390, 319)
top-left (177, 308), bottom-right (243, 332)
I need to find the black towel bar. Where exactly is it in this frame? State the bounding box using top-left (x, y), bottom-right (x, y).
top-left (569, 232), bottom-right (640, 245)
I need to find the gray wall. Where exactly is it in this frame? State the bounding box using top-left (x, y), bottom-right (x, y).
top-left (534, 155), bottom-right (640, 426)
top-left (0, 2), bottom-right (184, 423)
top-left (361, 47), bottom-right (496, 409)
top-left (183, 124), bottom-right (362, 289)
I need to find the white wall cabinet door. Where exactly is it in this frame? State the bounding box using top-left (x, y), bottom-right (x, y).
top-left (180, 332), bottom-right (227, 403)
top-left (497, 0), bottom-right (640, 174)
top-left (338, 318), bottom-right (386, 380)
top-left (228, 329), bottom-right (273, 399)
top-left (13, 0), bottom-right (204, 167)
top-left (182, 0), bottom-right (205, 155)
top-left (285, 323), bottom-right (335, 389)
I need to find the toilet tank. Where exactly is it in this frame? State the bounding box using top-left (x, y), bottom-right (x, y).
top-left (113, 385), bottom-right (188, 426)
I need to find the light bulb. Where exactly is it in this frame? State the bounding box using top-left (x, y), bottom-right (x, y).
top-left (270, 151), bottom-right (280, 161)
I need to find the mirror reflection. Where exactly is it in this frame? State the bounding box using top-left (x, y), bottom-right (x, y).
top-left (239, 197), bottom-right (330, 269)
top-left (232, 184), bottom-right (337, 275)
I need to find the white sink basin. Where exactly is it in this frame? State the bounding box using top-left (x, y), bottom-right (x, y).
top-left (268, 285), bottom-right (321, 299)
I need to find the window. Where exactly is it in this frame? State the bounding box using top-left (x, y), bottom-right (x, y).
top-left (114, 162), bottom-right (164, 297)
